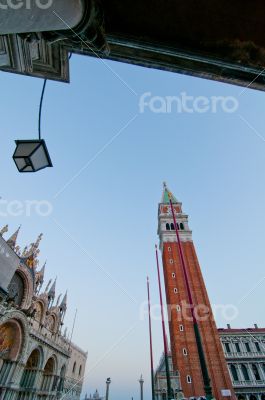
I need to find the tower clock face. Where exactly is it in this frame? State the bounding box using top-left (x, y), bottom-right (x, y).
top-left (7, 273), bottom-right (24, 306)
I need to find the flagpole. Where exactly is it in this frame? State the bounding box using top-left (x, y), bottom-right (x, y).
top-left (155, 245), bottom-right (173, 400)
top-left (147, 277), bottom-right (155, 400)
top-left (167, 193), bottom-right (213, 400)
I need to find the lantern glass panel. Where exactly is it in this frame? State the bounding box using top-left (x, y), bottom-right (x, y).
top-left (13, 140), bottom-right (52, 173)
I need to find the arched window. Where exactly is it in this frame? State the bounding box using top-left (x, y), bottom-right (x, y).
top-left (252, 364), bottom-right (261, 380)
top-left (255, 342), bottom-right (261, 352)
top-left (72, 361), bottom-right (76, 374)
top-left (241, 364), bottom-right (250, 381)
top-left (20, 349), bottom-right (41, 389)
top-left (183, 348), bottom-right (188, 356)
top-left (179, 325), bottom-right (184, 332)
top-left (180, 223), bottom-right (184, 230)
top-left (79, 365), bottom-right (82, 376)
top-left (172, 273), bottom-right (176, 278)
top-left (171, 223), bottom-right (175, 230)
top-left (230, 365), bottom-right (239, 381)
top-left (7, 272), bottom-right (25, 307)
top-left (262, 364), bottom-right (265, 375)
top-left (166, 223), bottom-right (170, 231)
top-left (187, 375), bottom-right (192, 383)
top-left (41, 357), bottom-right (55, 391)
top-left (174, 288), bottom-right (178, 294)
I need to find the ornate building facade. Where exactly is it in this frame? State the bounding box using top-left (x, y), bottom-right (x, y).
top-left (155, 326), bottom-right (265, 400)
top-left (0, 225), bottom-right (87, 400)
top-left (157, 184), bottom-right (234, 400)
top-left (219, 326), bottom-right (265, 400)
top-left (154, 351), bottom-right (180, 400)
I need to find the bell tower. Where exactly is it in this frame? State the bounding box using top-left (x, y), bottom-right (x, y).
top-left (157, 183), bottom-right (235, 400)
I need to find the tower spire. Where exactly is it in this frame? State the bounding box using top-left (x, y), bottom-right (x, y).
top-left (48, 278), bottom-right (56, 297)
top-left (162, 182), bottom-right (178, 204)
top-left (48, 277), bottom-right (57, 307)
top-left (6, 225), bottom-right (21, 249)
top-left (60, 291), bottom-right (67, 310)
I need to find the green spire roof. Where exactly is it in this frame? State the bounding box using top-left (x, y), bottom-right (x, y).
top-left (162, 182), bottom-right (178, 204)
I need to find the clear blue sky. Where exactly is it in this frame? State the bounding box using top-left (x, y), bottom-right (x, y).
top-left (0, 54), bottom-right (265, 400)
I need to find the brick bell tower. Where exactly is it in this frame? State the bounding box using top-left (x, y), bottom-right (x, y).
top-left (157, 183), bottom-right (235, 400)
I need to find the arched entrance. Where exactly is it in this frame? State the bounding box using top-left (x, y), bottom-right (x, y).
top-left (19, 348), bottom-right (41, 390)
top-left (41, 357), bottom-right (56, 392)
top-left (249, 395), bottom-right (258, 400)
top-left (238, 395), bottom-right (246, 400)
top-left (0, 319), bottom-right (23, 385)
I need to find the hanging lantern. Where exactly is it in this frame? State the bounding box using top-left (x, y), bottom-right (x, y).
top-left (13, 139), bottom-right (52, 173)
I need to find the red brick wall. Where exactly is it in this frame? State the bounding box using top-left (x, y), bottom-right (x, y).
top-left (162, 240), bottom-right (235, 400)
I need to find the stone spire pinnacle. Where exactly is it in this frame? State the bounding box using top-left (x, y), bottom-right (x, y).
top-left (0, 225), bottom-right (8, 236)
top-left (48, 278), bottom-right (56, 299)
top-left (36, 262), bottom-right (46, 283)
top-left (60, 290), bottom-right (67, 311)
top-left (45, 279), bottom-right (52, 293)
top-left (56, 293), bottom-right (62, 307)
top-left (7, 225), bottom-right (21, 249)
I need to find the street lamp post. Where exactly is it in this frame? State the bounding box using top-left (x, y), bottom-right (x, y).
top-left (139, 375), bottom-right (144, 400)
top-left (105, 378), bottom-right (111, 400)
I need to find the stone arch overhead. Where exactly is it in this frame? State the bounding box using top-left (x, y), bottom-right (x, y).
top-left (16, 264), bottom-right (35, 310)
top-left (25, 344), bottom-right (44, 369)
top-left (43, 353), bottom-right (58, 375)
top-left (45, 312), bottom-right (57, 332)
top-left (33, 299), bottom-right (46, 325)
top-left (0, 310), bottom-right (29, 362)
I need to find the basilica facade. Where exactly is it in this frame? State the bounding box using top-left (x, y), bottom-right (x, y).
top-left (0, 225), bottom-right (87, 400)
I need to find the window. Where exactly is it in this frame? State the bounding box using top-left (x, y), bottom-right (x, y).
top-left (235, 343), bottom-right (241, 353)
top-left (176, 305), bottom-right (181, 312)
top-left (230, 365), bottom-right (239, 381)
top-left (172, 273), bottom-right (176, 278)
top-left (169, 259), bottom-right (174, 264)
top-left (241, 365), bottom-right (250, 381)
top-left (171, 223), bottom-right (175, 230)
top-left (224, 343), bottom-right (231, 353)
top-left (180, 223), bottom-right (184, 230)
top-left (72, 362), bottom-right (76, 374)
top-left (166, 223), bottom-right (170, 231)
top-left (174, 288), bottom-right (178, 294)
top-left (245, 342), bottom-right (251, 352)
top-left (183, 348), bottom-right (187, 356)
top-left (79, 365), bottom-right (82, 376)
top-left (180, 325), bottom-right (184, 332)
top-left (168, 246), bottom-right (172, 252)
top-left (252, 364), bottom-right (261, 380)
top-left (255, 342), bottom-right (261, 352)
top-left (187, 375), bottom-right (192, 383)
